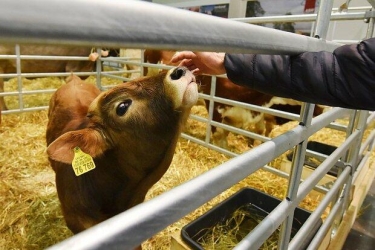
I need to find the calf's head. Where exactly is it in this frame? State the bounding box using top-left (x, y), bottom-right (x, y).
top-left (47, 67), bottom-right (198, 176)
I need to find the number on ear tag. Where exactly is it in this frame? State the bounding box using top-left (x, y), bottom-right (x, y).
top-left (72, 147), bottom-right (96, 176)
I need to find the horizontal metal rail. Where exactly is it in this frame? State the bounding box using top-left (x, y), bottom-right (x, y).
top-left (1, 106), bottom-right (48, 114)
top-left (233, 113), bottom-right (357, 250)
top-left (47, 108), bottom-right (350, 250)
top-left (1, 1), bottom-right (373, 250)
top-left (0, 0), bottom-right (341, 54)
top-left (232, 11), bottom-right (375, 24)
top-left (0, 72), bottom-right (96, 79)
top-left (288, 166), bottom-right (351, 249)
top-left (200, 93), bottom-right (301, 121)
top-left (0, 55), bottom-right (91, 60)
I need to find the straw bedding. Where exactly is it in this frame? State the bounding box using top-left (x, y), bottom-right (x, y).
top-left (0, 76), bottom-right (368, 249)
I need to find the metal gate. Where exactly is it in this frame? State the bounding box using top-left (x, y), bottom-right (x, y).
top-left (0, 0), bottom-right (374, 249)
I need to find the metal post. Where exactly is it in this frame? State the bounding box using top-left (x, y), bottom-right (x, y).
top-left (140, 49), bottom-right (145, 77)
top-left (314, 0), bottom-right (335, 39)
top-left (278, 0), bottom-right (334, 248)
top-left (365, 8), bottom-right (374, 43)
top-left (15, 44), bottom-right (24, 111)
top-left (206, 76), bottom-right (217, 144)
top-left (95, 48), bottom-right (102, 90)
top-left (277, 104), bottom-right (315, 249)
top-left (228, 0), bottom-right (247, 18)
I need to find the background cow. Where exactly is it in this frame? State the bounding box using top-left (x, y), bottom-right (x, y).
top-left (0, 45), bottom-right (96, 111)
top-left (46, 67), bottom-right (198, 246)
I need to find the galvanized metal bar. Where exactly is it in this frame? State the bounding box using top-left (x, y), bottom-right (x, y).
top-left (327, 120), bottom-right (353, 132)
top-left (235, 129), bottom-right (359, 250)
top-left (164, 0), bottom-right (230, 8)
top-left (338, 168), bottom-right (354, 235)
top-left (181, 132), bottom-right (238, 158)
top-left (278, 0), bottom-right (335, 244)
top-left (94, 48), bottom-right (102, 90)
top-left (47, 128), bottom-right (304, 250)
top-left (352, 151), bottom-right (372, 183)
top-left (205, 76), bottom-right (217, 144)
top-left (277, 141), bottom-right (308, 250)
top-left (366, 111), bottom-right (375, 124)
top-left (306, 189), bottom-right (345, 250)
top-left (278, 104), bottom-right (315, 250)
top-left (348, 111), bottom-right (369, 168)
top-left (1, 106), bottom-right (49, 114)
top-left (48, 108), bottom-right (350, 250)
top-left (288, 165), bottom-right (351, 250)
top-left (199, 94), bottom-right (301, 121)
top-left (139, 49), bottom-right (145, 77)
top-left (0, 0), bottom-right (341, 54)
top-left (233, 11), bottom-right (373, 24)
top-left (360, 130), bottom-right (375, 155)
top-left (0, 55), bottom-right (91, 60)
top-left (228, 0), bottom-right (247, 18)
top-left (0, 89), bottom-right (56, 97)
top-left (100, 73), bottom-right (129, 82)
top-left (365, 8), bottom-right (375, 37)
top-left (0, 72), bottom-right (95, 78)
top-left (15, 44), bottom-right (24, 111)
top-left (183, 133), bottom-right (331, 195)
top-left (209, 121), bottom-right (270, 142)
top-left (314, 0), bottom-right (335, 39)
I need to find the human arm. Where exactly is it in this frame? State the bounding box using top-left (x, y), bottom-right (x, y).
top-left (170, 51), bottom-right (226, 75)
top-left (225, 38), bottom-right (375, 110)
top-left (171, 38), bottom-right (375, 110)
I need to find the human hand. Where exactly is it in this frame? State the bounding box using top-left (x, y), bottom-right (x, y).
top-left (170, 51), bottom-right (226, 76)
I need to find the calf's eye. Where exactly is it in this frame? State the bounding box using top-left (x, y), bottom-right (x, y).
top-left (116, 100), bottom-right (132, 116)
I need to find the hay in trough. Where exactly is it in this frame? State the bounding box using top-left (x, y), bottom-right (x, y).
top-left (197, 204), bottom-right (295, 250)
top-left (1, 76), bottom-right (369, 249)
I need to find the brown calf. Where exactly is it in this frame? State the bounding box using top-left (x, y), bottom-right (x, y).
top-left (46, 67), bottom-right (198, 237)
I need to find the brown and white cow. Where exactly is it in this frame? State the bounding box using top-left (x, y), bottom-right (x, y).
top-left (143, 49), bottom-right (324, 148)
top-left (46, 67), bottom-right (198, 239)
top-left (0, 45), bottom-right (96, 111)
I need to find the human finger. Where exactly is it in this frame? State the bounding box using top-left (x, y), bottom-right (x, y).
top-left (170, 51), bottom-right (196, 64)
top-left (191, 68), bottom-right (200, 75)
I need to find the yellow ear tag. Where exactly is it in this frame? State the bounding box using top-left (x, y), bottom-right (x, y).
top-left (72, 147), bottom-right (96, 176)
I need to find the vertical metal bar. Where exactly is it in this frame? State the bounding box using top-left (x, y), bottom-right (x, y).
top-left (340, 165), bottom-right (353, 225)
top-left (277, 103), bottom-right (315, 249)
top-left (140, 49), bottom-right (145, 77)
top-left (365, 7), bottom-right (374, 43)
top-left (205, 76), bottom-right (217, 144)
top-left (15, 44), bottom-right (24, 110)
top-left (95, 48), bottom-right (103, 90)
top-left (314, 0), bottom-right (334, 39)
top-left (228, 0), bottom-right (247, 18)
top-left (344, 110), bottom-right (357, 160)
top-left (330, 110), bottom-right (358, 238)
top-left (279, 0), bottom-right (335, 248)
top-left (288, 166), bottom-right (351, 250)
top-left (333, 111), bottom-right (368, 238)
top-left (347, 111), bottom-right (368, 169)
top-left (307, 188), bottom-right (345, 250)
top-left (330, 109), bottom-right (356, 228)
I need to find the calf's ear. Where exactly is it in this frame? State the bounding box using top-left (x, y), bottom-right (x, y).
top-left (47, 128), bottom-right (108, 164)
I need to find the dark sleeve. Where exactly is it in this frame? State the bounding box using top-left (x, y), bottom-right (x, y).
top-left (224, 38), bottom-right (375, 110)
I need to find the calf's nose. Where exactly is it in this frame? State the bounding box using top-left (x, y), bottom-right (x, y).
top-left (170, 67), bottom-right (186, 80)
